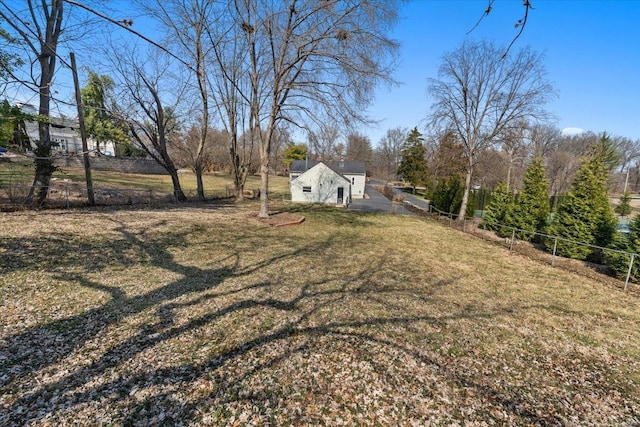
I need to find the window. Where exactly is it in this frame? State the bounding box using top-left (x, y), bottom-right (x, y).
top-left (352, 177), bottom-right (355, 185)
top-left (303, 186), bottom-right (312, 193)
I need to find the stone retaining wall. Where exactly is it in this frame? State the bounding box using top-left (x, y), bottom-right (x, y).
top-left (54, 156), bottom-right (168, 175)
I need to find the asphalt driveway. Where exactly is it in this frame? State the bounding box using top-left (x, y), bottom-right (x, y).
top-left (392, 187), bottom-right (431, 211)
top-left (348, 184), bottom-right (413, 215)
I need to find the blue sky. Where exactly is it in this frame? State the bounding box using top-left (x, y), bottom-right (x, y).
top-left (8, 1), bottom-right (637, 146)
top-left (364, 0), bottom-right (640, 145)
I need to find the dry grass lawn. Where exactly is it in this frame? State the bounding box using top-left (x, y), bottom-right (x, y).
top-left (0, 158), bottom-right (290, 207)
top-left (1, 203), bottom-right (639, 426)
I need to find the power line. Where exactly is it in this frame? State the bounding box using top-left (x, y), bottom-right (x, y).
top-left (62, 0), bottom-right (198, 73)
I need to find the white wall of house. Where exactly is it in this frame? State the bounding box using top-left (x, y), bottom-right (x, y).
top-left (290, 163), bottom-right (351, 206)
top-left (25, 121), bottom-right (115, 156)
top-left (343, 173), bottom-right (366, 199)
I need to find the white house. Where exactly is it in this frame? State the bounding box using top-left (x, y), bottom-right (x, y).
top-left (289, 160), bottom-right (367, 206)
top-left (18, 103), bottom-right (115, 156)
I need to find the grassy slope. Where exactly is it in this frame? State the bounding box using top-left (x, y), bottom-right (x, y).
top-left (1, 204), bottom-right (639, 425)
top-left (0, 157), bottom-right (290, 197)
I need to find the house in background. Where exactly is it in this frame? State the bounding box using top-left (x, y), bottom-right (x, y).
top-left (17, 103), bottom-right (115, 156)
top-left (289, 160), bottom-right (366, 206)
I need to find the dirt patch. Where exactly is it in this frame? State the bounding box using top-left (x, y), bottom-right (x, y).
top-left (255, 211), bottom-right (305, 227)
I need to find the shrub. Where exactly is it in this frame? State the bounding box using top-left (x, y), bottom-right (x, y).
top-left (545, 151), bottom-right (616, 260)
top-left (604, 214), bottom-right (640, 280)
top-left (481, 182), bottom-right (513, 235)
top-left (429, 175), bottom-right (465, 216)
top-left (505, 159), bottom-right (550, 241)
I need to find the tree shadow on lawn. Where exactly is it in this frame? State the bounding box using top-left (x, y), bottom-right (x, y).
top-left (0, 220), bottom-right (604, 425)
top-left (0, 220), bottom-right (333, 380)
top-left (285, 203), bottom-right (379, 227)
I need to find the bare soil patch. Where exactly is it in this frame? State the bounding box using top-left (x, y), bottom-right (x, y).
top-left (254, 211), bottom-right (305, 227)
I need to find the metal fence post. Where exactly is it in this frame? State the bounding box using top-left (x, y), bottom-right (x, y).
top-left (625, 253), bottom-right (635, 291)
top-left (510, 228), bottom-right (515, 250)
top-left (552, 237), bottom-right (558, 266)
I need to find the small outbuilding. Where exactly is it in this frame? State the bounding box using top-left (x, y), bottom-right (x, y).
top-left (289, 160), bottom-right (366, 206)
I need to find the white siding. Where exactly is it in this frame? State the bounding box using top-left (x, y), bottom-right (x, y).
top-left (343, 173), bottom-right (366, 199)
top-left (290, 163), bottom-right (351, 206)
top-left (24, 120), bottom-right (116, 156)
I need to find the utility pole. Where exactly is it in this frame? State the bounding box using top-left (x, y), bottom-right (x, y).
top-left (624, 168), bottom-right (630, 194)
top-left (70, 52), bottom-right (95, 206)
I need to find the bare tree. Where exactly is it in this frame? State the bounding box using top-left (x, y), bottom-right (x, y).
top-left (613, 136), bottom-right (640, 193)
top-left (474, 148), bottom-right (506, 190)
top-left (427, 40), bottom-right (554, 219)
top-left (168, 124), bottom-right (217, 174)
top-left (528, 123), bottom-right (560, 159)
top-left (142, 0), bottom-right (219, 201)
top-left (346, 131), bottom-right (372, 164)
top-left (270, 125), bottom-right (292, 175)
top-left (230, 0), bottom-right (400, 217)
top-left (374, 126), bottom-right (406, 182)
top-left (545, 134), bottom-right (589, 208)
top-left (112, 48), bottom-right (187, 201)
top-left (0, 1), bottom-right (64, 205)
top-left (307, 123), bottom-right (341, 161)
top-left (429, 131), bottom-right (466, 183)
top-left (208, 128), bottom-right (234, 172)
top-left (498, 122), bottom-right (529, 191)
top-left (0, 1), bottom-right (105, 205)
top-left (207, 6), bottom-right (256, 200)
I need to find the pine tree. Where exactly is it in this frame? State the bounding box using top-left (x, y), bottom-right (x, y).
top-left (604, 214), bottom-right (640, 281)
top-left (615, 192), bottom-right (632, 218)
top-left (481, 182), bottom-right (513, 235)
top-left (505, 159), bottom-right (550, 241)
top-left (397, 127), bottom-right (428, 193)
top-left (546, 149), bottom-right (617, 260)
top-left (430, 174), bottom-right (465, 215)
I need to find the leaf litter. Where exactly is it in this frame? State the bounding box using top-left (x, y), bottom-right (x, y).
top-left (1, 205), bottom-right (639, 425)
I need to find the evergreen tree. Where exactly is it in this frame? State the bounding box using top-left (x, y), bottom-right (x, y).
top-left (397, 127), bottom-right (428, 193)
top-left (594, 131), bottom-right (620, 172)
top-left (481, 182), bottom-right (513, 235)
top-left (603, 213), bottom-right (640, 281)
top-left (505, 159), bottom-right (550, 241)
top-left (615, 192), bottom-right (632, 217)
top-left (546, 149), bottom-right (617, 260)
top-left (430, 174), bottom-right (465, 215)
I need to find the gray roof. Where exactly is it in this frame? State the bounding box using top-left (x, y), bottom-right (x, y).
top-left (290, 160), bottom-right (366, 175)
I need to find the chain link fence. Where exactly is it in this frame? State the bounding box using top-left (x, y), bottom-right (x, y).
top-left (0, 179), bottom-right (236, 210)
top-left (403, 201), bottom-right (638, 291)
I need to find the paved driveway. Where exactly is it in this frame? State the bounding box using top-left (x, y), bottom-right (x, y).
top-left (348, 184), bottom-right (413, 214)
top-left (392, 187), bottom-right (431, 211)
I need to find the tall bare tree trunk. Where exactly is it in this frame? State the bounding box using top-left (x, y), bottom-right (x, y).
top-left (505, 156), bottom-right (513, 192)
top-left (25, 0), bottom-right (64, 206)
top-left (259, 146), bottom-right (270, 217)
top-left (458, 161), bottom-right (473, 220)
top-left (194, 22), bottom-right (208, 201)
top-left (168, 169), bottom-right (187, 201)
